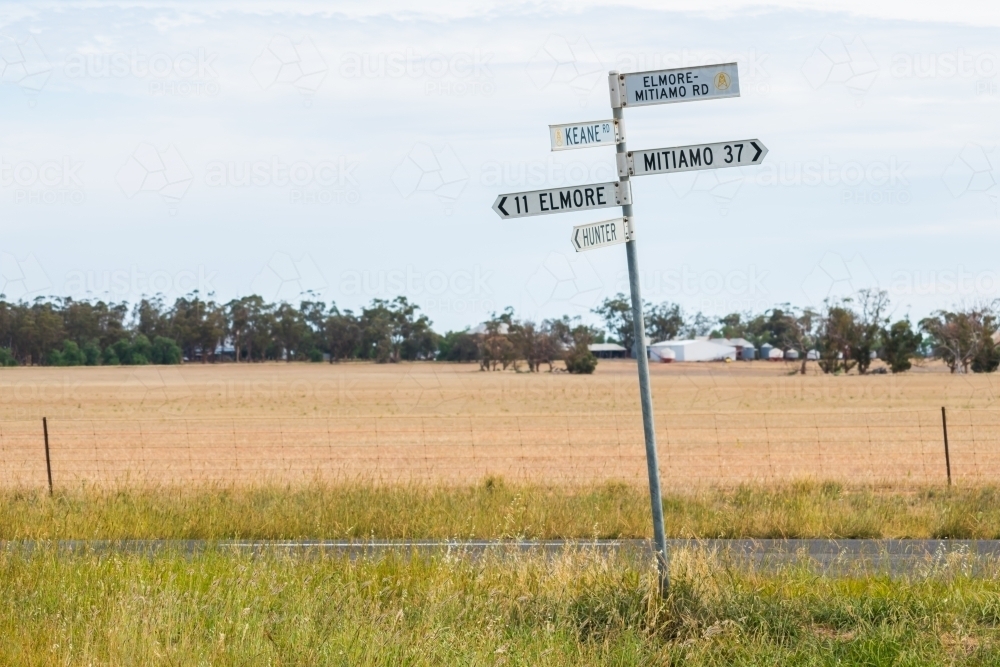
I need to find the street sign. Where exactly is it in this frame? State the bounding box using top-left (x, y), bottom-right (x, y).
top-left (493, 181), bottom-right (632, 219)
top-left (571, 216), bottom-right (633, 252)
top-left (609, 62), bottom-right (739, 108)
top-left (617, 139), bottom-right (768, 177)
top-left (549, 119), bottom-right (622, 151)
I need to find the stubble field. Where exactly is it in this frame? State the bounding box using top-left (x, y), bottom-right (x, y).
top-left (1, 358), bottom-right (998, 488)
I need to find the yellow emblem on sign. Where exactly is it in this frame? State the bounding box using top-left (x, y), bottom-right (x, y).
top-left (554, 128), bottom-right (565, 147)
top-left (714, 72), bottom-right (731, 90)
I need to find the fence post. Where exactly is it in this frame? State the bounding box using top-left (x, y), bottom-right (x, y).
top-left (941, 407), bottom-right (951, 487)
top-left (43, 417), bottom-right (53, 496)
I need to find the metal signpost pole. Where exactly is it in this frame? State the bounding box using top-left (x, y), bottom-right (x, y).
top-left (610, 71), bottom-right (668, 594)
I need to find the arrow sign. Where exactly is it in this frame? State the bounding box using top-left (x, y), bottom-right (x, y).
top-left (617, 139), bottom-right (768, 178)
top-left (610, 62), bottom-right (739, 108)
top-left (549, 119), bottom-right (622, 151)
top-left (572, 216), bottom-right (633, 252)
top-left (493, 181), bottom-right (632, 219)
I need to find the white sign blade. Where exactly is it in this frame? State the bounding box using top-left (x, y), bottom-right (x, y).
top-left (493, 181), bottom-right (631, 219)
top-left (571, 216), bottom-right (633, 252)
top-left (549, 119), bottom-right (622, 151)
top-left (610, 63), bottom-right (740, 108)
top-left (618, 139), bottom-right (768, 178)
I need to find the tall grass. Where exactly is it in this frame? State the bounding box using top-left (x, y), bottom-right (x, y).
top-left (1, 547), bottom-right (997, 665)
top-left (2, 480), bottom-right (999, 540)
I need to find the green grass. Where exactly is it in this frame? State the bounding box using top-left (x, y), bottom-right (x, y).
top-left (2, 547), bottom-right (998, 665)
top-left (2, 480), bottom-right (1000, 540)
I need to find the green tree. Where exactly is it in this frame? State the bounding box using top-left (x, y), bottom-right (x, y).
top-left (563, 323), bottom-right (598, 374)
top-left (274, 302), bottom-right (308, 361)
top-left (82, 340), bottom-right (102, 366)
top-left (508, 319), bottom-right (558, 372)
top-left (920, 307), bottom-right (998, 374)
top-left (438, 330), bottom-right (479, 362)
top-left (681, 311), bottom-right (714, 339)
top-left (170, 293), bottom-right (226, 362)
top-left (816, 301), bottom-right (858, 374)
top-left (881, 319), bottom-right (922, 373)
top-left (849, 289), bottom-right (890, 375)
top-left (151, 337), bottom-right (183, 365)
top-left (360, 297), bottom-right (437, 363)
top-left (645, 301), bottom-right (685, 342)
top-left (47, 340), bottom-right (86, 366)
top-left (325, 306), bottom-right (361, 361)
top-left (593, 294), bottom-right (635, 356)
top-left (478, 310), bottom-right (515, 371)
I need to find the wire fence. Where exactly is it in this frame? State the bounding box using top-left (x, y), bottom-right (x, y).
top-left (1, 408), bottom-right (998, 489)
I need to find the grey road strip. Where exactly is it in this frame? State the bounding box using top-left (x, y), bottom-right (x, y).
top-left (3, 538), bottom-right (1000, 573)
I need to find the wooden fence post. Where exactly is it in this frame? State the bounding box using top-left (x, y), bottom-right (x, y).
top-left (941, 407), bottom-right (951, 487)
top-left (43, 416), bottom-right (53, 496)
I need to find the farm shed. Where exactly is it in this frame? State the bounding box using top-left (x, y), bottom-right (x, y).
top-left (648, 344), bottom-right (676, 363)
top-left (711, 337), bottom-right (754, 358)
top-left (649, 339), bottom-right (735, 362)
top-left (588, 343), bottom-right (627, 359)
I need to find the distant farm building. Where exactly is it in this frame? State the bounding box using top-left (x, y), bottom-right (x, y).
top-left (648, 345), bottom-right (676, 363)
top-left (648, 339), bottom-right (735, 362)
top-left (710, 337), bottom-right (754, 360)
top-left (588, 343), bottom-right (627, 359)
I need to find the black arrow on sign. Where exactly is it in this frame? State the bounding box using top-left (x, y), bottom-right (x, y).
top-left (497, 196), bottom-right (508, 216)
top-left (574, 228), bottom-right (581, 250)
top-left (751, 142), bottom-right (763, 162)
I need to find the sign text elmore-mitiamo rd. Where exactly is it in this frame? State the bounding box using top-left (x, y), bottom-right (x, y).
top-left (611, 62), bottom-right (740, 108)
top-left (493, 181), bottom-right (632, 219)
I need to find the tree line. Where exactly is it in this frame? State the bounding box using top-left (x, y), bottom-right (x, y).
top-left (0, 294), bottom-right (596, 372)
top-left (0, 289), bottom-right (996, 374)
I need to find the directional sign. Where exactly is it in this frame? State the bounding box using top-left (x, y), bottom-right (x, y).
top-left (571, 216), bottom-right (633, 252)
top-left (617, 139), bottom-right (768, 177)
top-left (549, 119), bottom-right (622, 151)
top-left (610, 62), bottom-right (739, 108)
top-left (493, 181), bottom-right (631, 219)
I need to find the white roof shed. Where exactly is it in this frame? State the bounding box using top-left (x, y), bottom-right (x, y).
top-left (648, 339), bottom-right (736, 362)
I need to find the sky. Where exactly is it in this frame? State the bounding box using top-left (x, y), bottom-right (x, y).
top-left (1, 0), bottom-right (998, 332)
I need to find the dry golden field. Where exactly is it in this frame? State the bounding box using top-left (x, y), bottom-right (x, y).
top-left (1, 359), bottom-right (998, 488)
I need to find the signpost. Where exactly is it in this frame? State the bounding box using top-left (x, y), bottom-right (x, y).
top-left (492, 181), bottom-right (631, 219)
top-left (618, 139), bottom-right (768, 177)
top-left (571, 216), bottom-right (632, 252)
top-left (609, 62), bottom-right (740, 108)
top-left (549, 119), bottom-right (623, 151)
top-left (493, 59), bottom-right (767, 596)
